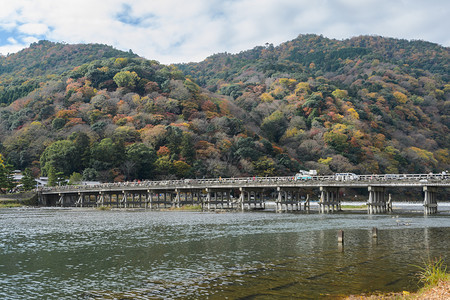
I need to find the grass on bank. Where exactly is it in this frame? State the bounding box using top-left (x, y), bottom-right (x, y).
top-left (346, 257), bottom-right (449, 299)
top-left (416, 257), bottom-right (449, 289)
top-left (0, 202), bottom-right (24, 208)
top-left (341, 204), bottom-right (368, 209)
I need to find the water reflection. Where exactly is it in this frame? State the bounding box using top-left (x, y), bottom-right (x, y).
top-left (0, 208), bottom-right (449, 299)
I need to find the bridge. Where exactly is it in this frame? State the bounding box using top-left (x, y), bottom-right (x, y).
top-left (38, 173), bottom-right (450, 215)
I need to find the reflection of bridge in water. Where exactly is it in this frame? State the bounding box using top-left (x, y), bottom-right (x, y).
top-left (39, 173), bottom-right (450, 215)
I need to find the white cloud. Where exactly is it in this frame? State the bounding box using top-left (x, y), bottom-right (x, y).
top-left (18, 23), bottom-right (49, 35)
top-left (0, 0), bottom-right (448, 63)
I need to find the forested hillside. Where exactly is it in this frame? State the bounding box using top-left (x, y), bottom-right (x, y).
top-left (0, 35), bottom-right (448, 184)
top-left (179, 34), bottom-right (449, 175)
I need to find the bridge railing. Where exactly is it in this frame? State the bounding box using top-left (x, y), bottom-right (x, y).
top-left (39, 173), bottom-right (449, 193)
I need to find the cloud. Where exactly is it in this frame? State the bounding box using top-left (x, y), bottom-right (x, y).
top-left (18, 23), bottom-right (49, 35)
top-left (0, 0), bottom-right (448, 63)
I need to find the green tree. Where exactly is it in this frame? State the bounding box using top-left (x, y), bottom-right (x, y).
top-left (180, 133), bottom-right (195, 164)
top-left (90, 138), bottom-right (124, 171)
top-left (21, 168), bottom-right (36, 190)
top-left (125, 143), bottom-right (157, 180)
top-left (73, 132), bottom-right (91, 172)
top-left (260, 111), bottom-right (288, 143)
top-left (0, 162), bottom-right (15, 193)
top-left (69, 172), bottom-right (83, 185)
top-left (47, 166), bottom-right (57, 187)
top-left (252, 156), bottom-right (276, 177)
top-left (113, 71), bottom-right (140, 89)
top-left (173, 160), bottom-right (191, 178)
top-left (40, 140), bottom-right (78, 176)
top-left (154, 155), bottom-right (172, 176)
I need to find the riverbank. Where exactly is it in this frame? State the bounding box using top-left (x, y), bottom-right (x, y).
top-left (346, 279), bottom-right (449, 299)
top-left (0, 191), bottom-right (37, 207)
top-left (346, 258), bottom-right (449, 299)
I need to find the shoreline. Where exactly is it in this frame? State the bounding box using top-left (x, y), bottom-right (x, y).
top-left (345, 278), bottom-right (449, 299)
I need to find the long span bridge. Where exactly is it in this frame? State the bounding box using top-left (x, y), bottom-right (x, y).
top-left (38, 173), bottom-right (450, 215)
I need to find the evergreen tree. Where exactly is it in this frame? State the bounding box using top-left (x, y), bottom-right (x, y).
top-left (0, 162), bottom-right (15, 193)
top-left (21, 168), bottom-right (36, 190)
top-left (47, 166), bottom-right (57, 187)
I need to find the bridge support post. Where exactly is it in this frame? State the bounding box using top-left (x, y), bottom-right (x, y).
top-left (97, 192), bottom-right (104, 207)
top-left (239, 187), bottom-right (245, 212)
top-left (175, 189), bottom-right (181, 208)
top-left (319, 187), bottom-right (340, 213)
top-left (77, 193), bottom-right (84, 207)
top-left (122, 191), bottom-right (128, 208)
top-left (276, 187), bottom-right (282, 213)
top-left (423, 186), bottom-right (438, 215)
top-left (367, 186), bottom-right (386, 214)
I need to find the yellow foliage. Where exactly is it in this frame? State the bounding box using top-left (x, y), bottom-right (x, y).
top-left (332, 89), bottom-right (348, 99)
top-left (132, 94), bottom-right (141, 105)
top-left (272, 87), bottom-right (285, 98)
top-left (332, 123), bottom-right (348, 133)
top-left (318, 157), bottom-right (333, 165)
top-left (393, 91), bottom-right (408, 104)
top-left (283, 128), bottom-right (303, 139)
top-left (353, 130), bottom-right (364, 139)
top-left (347, 108), bottom-right (359, 120)
top-left (376, 96), bottom-right (386, 104)
top-left (434, 149), bottom-right (450, 164)
top-left (279, 78), bottom-right (297, 90)
top-left (0, 153), bottom-right (4, 167)
top-left (260, 92), bottom-right (274, 102)
top-left (114, 58), bottom-right (128, 67)
top-left (408, 147), bottom-right (438, 164)
top-left (98, 66), bottom-right (109, 73)
top-left (295, 82), bottom-right (311, 95)
top-left (444, 84), bottom-right (450, 93)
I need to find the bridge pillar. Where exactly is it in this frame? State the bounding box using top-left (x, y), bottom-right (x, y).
top-left (121, 191), bottom-right (128, 208)
top-left (97, 192), bottom-right (104, 207)
top-left (175, 189), bottom-right (181, 208)
top-left (239, 187), bottom-right (245, 211)
top-left (76, 193), bottom-right (84, 207)
top-left (367, 186), bottom-right (386, 214)
top-left (319, 187), bottom-right (340, 213)
top-left (276, 187), bottom-right (282, 213)
top-left (423, 186), bottom-right (438, 215)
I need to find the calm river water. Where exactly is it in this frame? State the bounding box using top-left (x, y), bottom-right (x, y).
top-left (1, 204), bottom-right (450, 299)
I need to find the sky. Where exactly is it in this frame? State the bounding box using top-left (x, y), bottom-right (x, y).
top-left (0, 0), bottom-right (448, 64)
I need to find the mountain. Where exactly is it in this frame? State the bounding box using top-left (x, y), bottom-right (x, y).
top-left (178, 34), bottom-right (449, 174)
top-left (0, 35), bottom-right (448, 185)
top-left (0, 40), bottom-right (138, 105)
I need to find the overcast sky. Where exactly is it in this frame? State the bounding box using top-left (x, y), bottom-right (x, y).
top-left (0, 0), bottom-right (448, 64)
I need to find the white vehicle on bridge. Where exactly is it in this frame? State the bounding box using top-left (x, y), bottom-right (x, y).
top-left (295, 170), bottom-right (317, 180)
top-left (335, 173), bottom-right (359, 181)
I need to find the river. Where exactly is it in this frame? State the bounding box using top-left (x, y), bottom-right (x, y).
top-left (1, 203), bottom-right (449, 299)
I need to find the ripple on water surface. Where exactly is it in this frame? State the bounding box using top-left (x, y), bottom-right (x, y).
top-left (0, 207), bottom-right (449, 298)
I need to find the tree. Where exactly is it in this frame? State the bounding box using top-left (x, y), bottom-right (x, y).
top-left (173, 160), bottom-right (191, 178)
top-left (40, 140), bottom-right (78, 176)
top-left (253, 156), bottom-right (276, 176)
top-left (69, 172), bottom-right (83, 185)
top-left (113, 71), bottom-right (140, 90)
top-left (0, 161), bottom-right (15, 193)
top-left (47, 166), bottom-right (58, 187)
top-left (125, 143), bottom-right (157, 180)
top-left (260, 111), bottom-right (288, 143)
top-left (73, 132), bottom-right (91, 172)
top-left (21, 168), bottom-right (36, 190)
top-left (90, 138), bottom-right (124, 171)
top-left (180, 133), bottom-right (195, 164)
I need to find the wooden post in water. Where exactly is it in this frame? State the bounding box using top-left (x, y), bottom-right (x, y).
top-left (372, 227), bottom-right (378, 238)
top-left (338, 230), bottom-right (344, 244)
